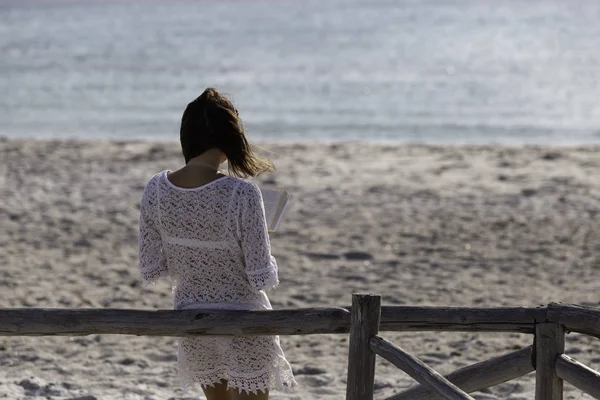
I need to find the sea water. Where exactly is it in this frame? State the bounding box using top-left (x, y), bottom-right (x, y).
top-left (1, 0), bottom-right (599, 144)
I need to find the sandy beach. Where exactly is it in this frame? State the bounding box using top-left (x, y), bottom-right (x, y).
top-left (1, 137), bottom-right (599, 399)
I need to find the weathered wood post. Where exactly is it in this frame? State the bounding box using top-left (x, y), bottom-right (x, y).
top-left (535, 322), bottom-right (565, 400)
top-left (346, 294), bottom-right (382, 400)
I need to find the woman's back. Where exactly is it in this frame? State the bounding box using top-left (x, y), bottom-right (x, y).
top-left (139, 171), bottom-right (278, 310)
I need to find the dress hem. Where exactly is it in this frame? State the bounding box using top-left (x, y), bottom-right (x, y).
top-left (179, 364), bottom-right (298, 395)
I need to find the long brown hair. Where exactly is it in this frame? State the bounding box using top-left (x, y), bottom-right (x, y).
top-left (180, 88), bottom-right (275, 178)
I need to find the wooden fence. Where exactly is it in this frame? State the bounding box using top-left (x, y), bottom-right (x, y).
top-left (1, 294), bottom-right (600, 399)
top-left (345, 294), bottom-right (600, 400)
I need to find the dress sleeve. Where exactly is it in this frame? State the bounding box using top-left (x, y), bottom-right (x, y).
top-left (237, 182), bottom-right (279, 291)
top-left (138, 178), bottom-right (168, 287)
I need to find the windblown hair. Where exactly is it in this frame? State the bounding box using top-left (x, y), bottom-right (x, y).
top-left (180, 88), bottom-right (275, 178)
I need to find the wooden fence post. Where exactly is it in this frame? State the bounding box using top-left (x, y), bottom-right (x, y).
top-left (346, 294), bottom-right (382, 400)
top-left (535, 322), bottom-right (565, 400)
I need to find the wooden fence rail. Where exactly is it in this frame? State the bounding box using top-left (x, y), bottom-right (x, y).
top-left (369, 335), bottom-right (474, 400)
top-left (2, 296), bottom-right (600, 399)
top-left (389, 346), bottom-right (534, 400)
top-left (556, 354), bottom-right (600, 399)
top-left (0, 307), bottom-right (352, 336)
top-left (0, 303), bottom-right (582, 337)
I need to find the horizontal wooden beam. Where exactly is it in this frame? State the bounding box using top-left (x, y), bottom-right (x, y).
top-left (0, 308), bottom-right (351, 336)
top-left (370, 335), bottom-right (475, 400)
top-left (0, 305), bottom-right (549, 337)
top-left (556, 354), bottom-right (600, 399)
top-left (547, 303), bottom-right (600, 339)
top-left (379, 306), bottom-right (545, 334)
top-left (389, 346), bottom-right (534, 400)
top-left (2, 303), bottom-right (600, 337)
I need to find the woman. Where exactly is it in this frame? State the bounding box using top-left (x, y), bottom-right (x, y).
top-left (138, 88), bottom-right (296, 400)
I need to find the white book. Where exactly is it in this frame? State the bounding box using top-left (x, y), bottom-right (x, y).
top-left (260, 188), bottom-right (291, 232)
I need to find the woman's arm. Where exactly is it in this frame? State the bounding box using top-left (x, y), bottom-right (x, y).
top-left (138, 179), bottom-right (168, 287)
top-left (237, 181), bottom-right (279, 291)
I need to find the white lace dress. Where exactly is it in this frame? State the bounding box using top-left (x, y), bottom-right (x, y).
top-left (138, 171), bottom-right (297, 394)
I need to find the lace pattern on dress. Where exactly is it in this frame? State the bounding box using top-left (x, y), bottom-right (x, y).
top-left (164, 236), bottom-right (230, 250)
top-left (138, 175), bottom-right (168, 287)
top-left (246, 262), bottom-right (279, 291)
top-left (178, 335), bottom-right (297, 394)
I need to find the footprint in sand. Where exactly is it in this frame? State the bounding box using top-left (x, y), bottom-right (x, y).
top-left (343, 251), bottom-right (374, 261)
top-left (68, 397), bottom-right (98, 400)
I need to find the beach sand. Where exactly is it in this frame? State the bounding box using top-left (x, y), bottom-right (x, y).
top-left (1, 137), bottom-right (599, 399)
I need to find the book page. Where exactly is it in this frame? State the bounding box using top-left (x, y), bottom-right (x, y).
top-left (261, 189), bottom-right (290, 231)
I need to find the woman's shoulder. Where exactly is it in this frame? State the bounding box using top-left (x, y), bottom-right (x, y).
top-left (140, 171), bottom-right (169, 195)
top-left (228, 176), bottom-right (261, 195)
top-left (145, 170), bottom-right (167, 186)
